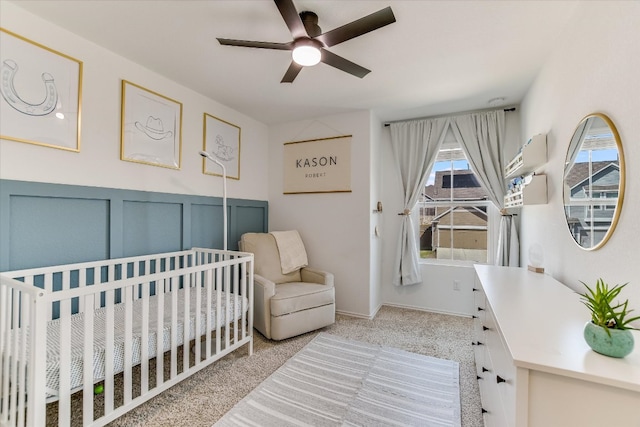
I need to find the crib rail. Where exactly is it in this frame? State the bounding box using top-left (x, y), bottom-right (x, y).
top-left (0, 248), bottom-right (253, 427)
top-left (6, 249), bottom-right (200, 322)
top-left (0, 275), bottom-right (47, 427)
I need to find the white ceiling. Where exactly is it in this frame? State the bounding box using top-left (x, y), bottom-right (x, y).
top-left (10, 0), bottom-right (580, 124)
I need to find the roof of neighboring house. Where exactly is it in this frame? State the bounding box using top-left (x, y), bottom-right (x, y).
top-left (423, 170), bottom-right (488, 201)
top-left (432, 206), bottom-right (488, 222)
top-left (565, 161), bottom-right (619, 188)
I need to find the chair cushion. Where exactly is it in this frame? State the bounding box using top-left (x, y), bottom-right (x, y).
top-left (270, 282), bottom-right (335, 317)
top-left (240, 233), bottom-right (302, 284)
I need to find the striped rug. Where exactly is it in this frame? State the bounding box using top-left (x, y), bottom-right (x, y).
top-left (214, 333), bottom-right (461, 427)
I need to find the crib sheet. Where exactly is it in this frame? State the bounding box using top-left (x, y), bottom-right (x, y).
top-left (42, 288), bottom-right (247, 397)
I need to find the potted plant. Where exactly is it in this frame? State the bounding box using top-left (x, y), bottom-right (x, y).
top-left (579, 279), bottom-right (640, 358)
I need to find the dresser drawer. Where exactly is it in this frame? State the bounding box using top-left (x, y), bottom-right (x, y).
top-left (473, 284), bottom-right (487, 324)
top-left (485, 305), bottom-right (516, 425)
top-left (473, 288), bottom-right (505, 426)
top-left (472, 285), bottom-right (488, 376)
top-left (473, 321), bottom-right (487, 359)
top-left (480, 350), bottom-right (509, 427)
top-left (473, 334), bottom-right (486, 377)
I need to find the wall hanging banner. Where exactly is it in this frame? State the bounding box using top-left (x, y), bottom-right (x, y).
top-left (283, 135), bottom-right (351, 194)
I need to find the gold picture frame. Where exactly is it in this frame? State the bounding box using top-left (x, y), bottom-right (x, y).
top-left (0, 27), bottom-right (83, 151)
top-left (120, 80), bottom-right (182, 169)
top-left (202, 113), bottom-right (241, 180)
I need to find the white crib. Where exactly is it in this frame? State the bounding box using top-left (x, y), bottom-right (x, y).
top-left (0, 248), bottom-right (254, 427)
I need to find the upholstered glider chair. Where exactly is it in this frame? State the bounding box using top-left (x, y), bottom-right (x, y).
top-left (240, 231), bottom-right (335, 340)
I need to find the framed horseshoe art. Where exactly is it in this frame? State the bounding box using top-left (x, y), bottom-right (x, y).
top-left (0, 28), bottom-right (83, 152)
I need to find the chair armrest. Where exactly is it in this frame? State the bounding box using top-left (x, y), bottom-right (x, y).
top-left (253, 273), bottom-right (276, 339)
top-left (254, 273), bottom-right (276, 297)
top-left (301, 267), bottom-right (334, 287)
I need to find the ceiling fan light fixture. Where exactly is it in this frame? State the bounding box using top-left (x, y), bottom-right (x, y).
top-left (217, 1), bottom-right (396, 82)
top-left (292, 41), bottom-right (321, 66)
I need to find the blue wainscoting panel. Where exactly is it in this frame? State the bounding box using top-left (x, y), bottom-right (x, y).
top-left (0, 179), bottom-right (268, 271)
top-left (191, 203), bottom-right (225, 249)
top-left (123, 201), bottom-right (183, 257)
top-left (233, 204), bottom-right (268, 249)
top-left (9, 195), bottom-right (110, 270)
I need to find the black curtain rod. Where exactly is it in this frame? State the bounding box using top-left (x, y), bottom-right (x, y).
top-left (383, 107), bottom-right (516, 127)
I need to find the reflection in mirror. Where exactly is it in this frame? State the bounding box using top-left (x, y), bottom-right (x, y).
top-left (563, 113), bottom-right (625, 250)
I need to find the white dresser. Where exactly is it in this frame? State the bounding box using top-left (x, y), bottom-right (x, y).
top-left (473, 265), bottom-right (640, 427)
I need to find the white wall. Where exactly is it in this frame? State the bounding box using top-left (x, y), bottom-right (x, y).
top-left (268, 111), bottom-right (377, 317)
top-left (0, 2), bottom-right (269, 201)
top-left (519, 1), bottom-right (640, 317)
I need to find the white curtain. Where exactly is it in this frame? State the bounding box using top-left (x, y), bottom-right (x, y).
top-left (450, 110), bottom-right (520, 267)
top-left (389, 118), bottom-right (448, 286)
top-left (496, 215), bottom-right (519, 266)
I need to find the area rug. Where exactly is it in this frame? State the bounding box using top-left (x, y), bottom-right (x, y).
top-left (214, 332), bottom-right (461, 427)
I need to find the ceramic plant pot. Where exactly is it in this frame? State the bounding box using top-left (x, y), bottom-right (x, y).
top-left (583, 321), bottom-right (635, 358)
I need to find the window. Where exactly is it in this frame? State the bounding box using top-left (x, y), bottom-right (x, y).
top-left (418, 136), bottom-right (492, 263)
top-left (565, 143), bottom-right (620, 248)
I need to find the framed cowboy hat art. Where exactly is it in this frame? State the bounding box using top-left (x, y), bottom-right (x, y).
top-left (120, 79), bottom-right (182, 169)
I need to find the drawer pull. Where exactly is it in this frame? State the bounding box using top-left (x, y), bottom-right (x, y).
top-left (477, 307), bottom-right (485, 311)
top-left (477, 375), bottom-right (483, 380)
top-left (482, 326), bottom-right (491, 331)
top-left (473, 288), bottom-right (479, 292)
top-left (481, 408), bottom-right (488, 414)
top-left (472, 341), bottom-right (484, 346)
top-left (472, 315), bottom-right (478, 319)
top-left (482, 367), bottom-right (490, 372)
top-left (496, 375), bottom-right (506, 384)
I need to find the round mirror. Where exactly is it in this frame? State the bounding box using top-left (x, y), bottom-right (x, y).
top-left (563, 113), bottom-right (625, 250)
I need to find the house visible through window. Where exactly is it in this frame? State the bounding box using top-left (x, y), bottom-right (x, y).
top-left (565, 156), bottom-right (620, 247)
top-left (418, 136), bottom-right (491, 263)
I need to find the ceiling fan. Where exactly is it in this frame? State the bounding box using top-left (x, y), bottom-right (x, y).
top-left (216, 0), bottom-right (396, 83)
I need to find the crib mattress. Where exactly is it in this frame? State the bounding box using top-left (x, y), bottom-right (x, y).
top-left (43, 288), bottom-right (247, 397)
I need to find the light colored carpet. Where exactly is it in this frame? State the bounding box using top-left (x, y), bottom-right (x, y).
top-left (214, 332), bottom-right (461, 426)
top-left (47, 306), bottom-right (482, 426)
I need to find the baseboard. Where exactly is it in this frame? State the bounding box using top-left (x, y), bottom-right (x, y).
top-left (381, 303), bottom-right (472, 319)
top-left (336, 302), bottom-right (383, 320)
top-left (337, 303), bottom-right (471, 319)
top-left (335, 309), bottom-right (375, 320)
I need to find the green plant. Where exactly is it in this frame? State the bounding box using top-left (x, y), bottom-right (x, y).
top-left (579, 279), bottom-right (640, 336)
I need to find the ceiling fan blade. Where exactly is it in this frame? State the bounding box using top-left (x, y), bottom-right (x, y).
top-left (316, 6), bottom-right (396, 47)
top-left (217, 38), bottom-right (293, 50)
top-left (320, 49), bottom-right (370, 78)
top-left (281, 61), bottom-right (303, 83)
top-left (274, 0), bottom-right (307, 39)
